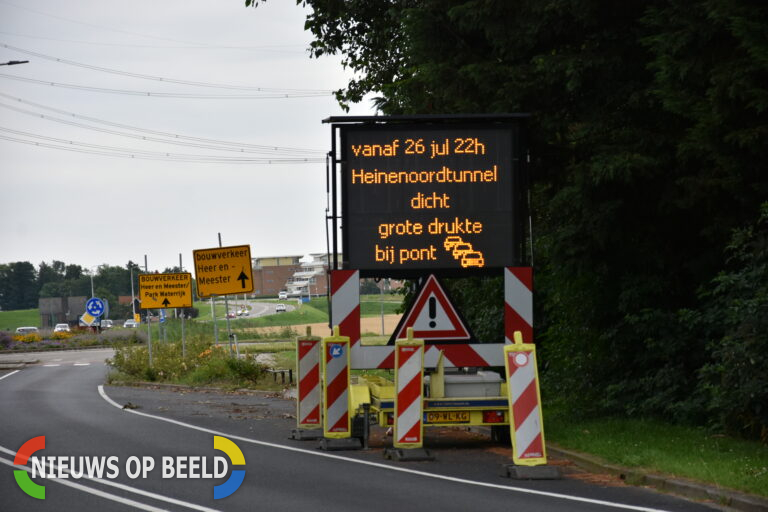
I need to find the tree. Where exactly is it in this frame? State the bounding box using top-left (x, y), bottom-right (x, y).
top-left (255, 0), bottom-right (768, 431)
top-left (0, 261), bottom-right (38, 310)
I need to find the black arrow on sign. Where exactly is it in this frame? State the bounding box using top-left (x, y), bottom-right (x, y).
top-left (162, 298), bottom-right (171, 307)
top-left (237, 268), bottom-right (249, 289)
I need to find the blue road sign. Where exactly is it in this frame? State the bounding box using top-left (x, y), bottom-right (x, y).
top-left (85, 297), bottom-right (105, 317)
top-left (330, 344), bottom-right (343, 358)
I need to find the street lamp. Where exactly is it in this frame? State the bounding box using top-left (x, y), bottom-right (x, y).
top-left (0, 60), bottom-right (29, 66)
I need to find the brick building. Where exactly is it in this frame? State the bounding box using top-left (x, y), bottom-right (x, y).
top-left (251, 255), bottom-right (302, 297)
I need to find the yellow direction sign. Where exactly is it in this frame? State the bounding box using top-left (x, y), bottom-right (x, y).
top-left (139, 273), bottom-right (193, 309)
top-left (193, 244), bottom-right (254, 298)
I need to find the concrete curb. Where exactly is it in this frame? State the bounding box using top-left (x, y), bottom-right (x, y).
top-left (548, 444), bottom-right (768, 512)
top-left (108, 380), bottom-right (293, 399)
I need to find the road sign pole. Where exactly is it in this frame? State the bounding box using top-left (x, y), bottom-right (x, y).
top-left (224, 295), bottom-right (233, 356)
top-left (181, 314), bottom-right (186, 359)
top-left (147, 314), bottom-right (153, 367)
top-left (212, 296), bottom-right (219, 346)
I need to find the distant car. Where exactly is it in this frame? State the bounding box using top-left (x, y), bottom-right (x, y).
top-left (101, 319), bottom-right (114, 329)
top-left (15, 326), bottom-right (39, 335)
top-left (275, 303), bottom-right (287, 313)
top-left (237, 309), bottom-right (250, 316)
top-left (227, 311), bottom-right (236, 318)
top-left (443, 236), bottom-right (464, 251)
top-left (278, 291), bottom-right (288, 300)
top-left (460, 251), bottom-right (485, 268)
top-left (123, 319), bottom-right (139, 328)
top-left (53, 323), bottom-right (71, 333)
top-left (452, 242), bottom-right (474, 259)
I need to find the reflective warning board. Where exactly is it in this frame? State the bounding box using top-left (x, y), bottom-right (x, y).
top-left (390, 274), bottom-right (474, 344)
top-left (139, 273), bottom-right (193, 309)
top-left (193, 245), bottom-right (254, 298)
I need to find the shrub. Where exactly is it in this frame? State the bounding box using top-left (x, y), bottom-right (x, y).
top-left (13, 334), bottom-right (41, 343)
top-left (107, 339), bottom-right (267, 387)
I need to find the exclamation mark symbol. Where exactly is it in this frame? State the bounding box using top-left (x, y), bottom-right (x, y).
top-left (428, 296), bottom-right (437, 328)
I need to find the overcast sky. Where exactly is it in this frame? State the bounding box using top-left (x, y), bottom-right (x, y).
top-left (0, 0), bottom-right (374, 273)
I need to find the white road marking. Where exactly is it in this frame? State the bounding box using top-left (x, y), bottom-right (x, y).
top-left (0, 370), bottom-right (20, 381)
top-left (0, 455), bottom-right (167, 512)
top-left (98, 385), bottom-right (673, 512)
top-left (73, 363), bottom-right (91, 366)
top-left (43, 364), bottom-right (61, 367)
top-left (0, 448), bottom-right (220, 512)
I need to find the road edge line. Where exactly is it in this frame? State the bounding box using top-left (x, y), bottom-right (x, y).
top-left (97, 385), bottom-right (673, 512)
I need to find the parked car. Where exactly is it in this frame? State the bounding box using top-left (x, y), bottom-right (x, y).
top-left (53, 323), bottom-right (71, 333)
top-left (278, 291), bottom-right (288, 300)
top-left (123, 319), bottom-right (139, 328)
top-left (15, 326), bottom-right (39, 335)
top-left (275, 303), bottom-right (287, 313)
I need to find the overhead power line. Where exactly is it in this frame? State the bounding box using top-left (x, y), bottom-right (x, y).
top-left (1, 43), bottom-right (329, 93)
top-left (0, 73), bottom-right (331, 99)
top-left (0, 31), bottom-right (307, 52)
top-left (0, 100), bottom-right (314, 155)
top-left (0, 92), bottom-right (325, 155)
top-left (0, 0), bottom-right (227, 47)
top-left (0, 126), bottom-right (325, 164)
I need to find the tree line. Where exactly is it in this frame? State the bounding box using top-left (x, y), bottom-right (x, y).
top-left (0, 260), bottom-right (194, 319)
top-left (267, 0), bottom-right (768, 440)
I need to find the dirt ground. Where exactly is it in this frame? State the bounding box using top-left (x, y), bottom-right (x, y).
top-left (244, 313), bottom-right (403, 339)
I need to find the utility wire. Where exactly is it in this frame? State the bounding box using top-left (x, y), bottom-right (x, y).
top-left (0, 31), bottom-right (306, 52)
top-left (1, 43), bottom-right (329, 93)
top-left (0, 0), bottom-right (226, 47)
top-left (0, 92), bottom-right (325, 154)
top-left (0, 73), bottom-right (330, 98)
top-left (0, 100), bottom-right (325, 156)
top-left (0, 127), bottom-right (325, 164)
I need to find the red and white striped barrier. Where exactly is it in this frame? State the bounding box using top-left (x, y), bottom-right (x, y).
top-left (505, 267), bottom-right (533, 344)
top-left (394, 330), bottom-right (425, 449)
top-left (329, 268), bottom-right (534, 369)
top-left (330, 270), bottom-right (360, 346)
top-left (504, 332), bottom-right (547, 465)
top-left (322, 326), bottom-right (351, 438)
top-left (296, 328), bottom-right (322, 430)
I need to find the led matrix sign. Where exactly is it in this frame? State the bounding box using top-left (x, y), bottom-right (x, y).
top-left (341, 122), bottom-right (525, 274)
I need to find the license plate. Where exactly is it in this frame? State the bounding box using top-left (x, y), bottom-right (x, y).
top-left (425, 411), bottom-right (470, 424)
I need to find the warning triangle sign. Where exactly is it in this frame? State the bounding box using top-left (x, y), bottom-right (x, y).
top-left (389, 275), bottom-right (475, 344)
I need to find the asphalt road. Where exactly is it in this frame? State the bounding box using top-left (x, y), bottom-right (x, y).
top-left (0, 354), bottom-right (725, 512)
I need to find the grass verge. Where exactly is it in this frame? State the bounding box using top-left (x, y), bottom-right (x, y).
top-left (0, 308), bottom-right (41, 331)
top-left (545, 407), bottom-right (768, 497)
